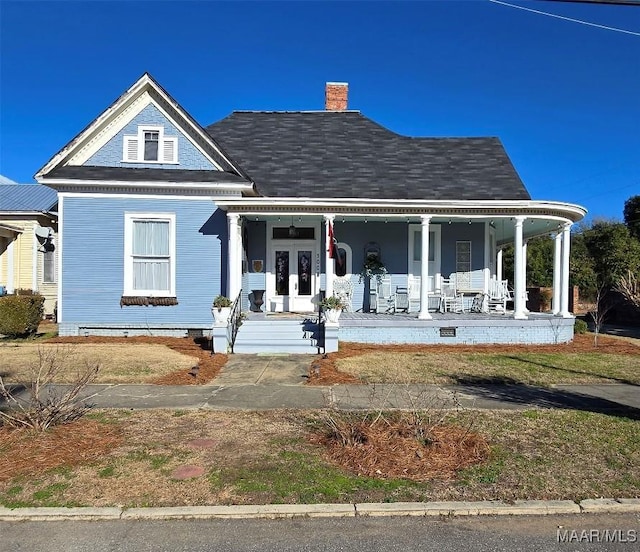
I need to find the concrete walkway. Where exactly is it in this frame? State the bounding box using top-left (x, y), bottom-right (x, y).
top-left (2, 354), bottom-right (638, 414)
top-left (26, 380), bottom-right (639, 416)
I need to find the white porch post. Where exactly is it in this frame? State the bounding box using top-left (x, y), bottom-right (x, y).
top-left (560, 222), bottom-right (572, 318)
top-left (552, 231), bottom-right (562, 315)
top-left (227, 213), bottom-right (241, 300)
top-left (6, 238), bottom-right (15, 294)
top-left (418, 215), bottom-right (432, 320)
top-left (324, 214), bottom-right (335, 297)
top-left (513, 216), bottom-right (527, 319)
top-left (522, 239), bottom-right (529, 313)
top-left (496, 248), bottom-right (503, 282)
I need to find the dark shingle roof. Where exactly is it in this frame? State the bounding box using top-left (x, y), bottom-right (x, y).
top-left (0, 185), bottom-right (57, 212)
top-left (46, 166), bottom-right (250, 184)
top-left (206, 111), bottom-right (530, 200)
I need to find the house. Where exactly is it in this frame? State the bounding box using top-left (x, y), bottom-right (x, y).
top-left (35, 73), bottom-right (586, 350)
top-left (0, 179), bottom-right (59, 316)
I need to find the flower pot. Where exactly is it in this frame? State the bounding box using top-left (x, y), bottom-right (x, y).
top-left (212, 306), bottom-right (231, 326)
top-left (325, 308), bottom-right (342, 324)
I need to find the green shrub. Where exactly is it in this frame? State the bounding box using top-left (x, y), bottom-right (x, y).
top-left (574, 318), bottom-right (588, 335)
top-left (0, 295), bottom-right (45, 337)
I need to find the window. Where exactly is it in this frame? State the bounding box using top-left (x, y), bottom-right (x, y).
top-left (456, 241), bottom-right (472, 289)
top-left (144, 131), bottom-right (159, 161)
top-left (124, 213), bottom-right (176, 296)
top-left (334, 242), bottom-right (352, 278)
top-left (123, 126), bottom-right (178, 163)
top-left (43, 250), bottom-right (55, 283)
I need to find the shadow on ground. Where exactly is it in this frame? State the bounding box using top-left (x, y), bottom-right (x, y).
top-left (452, 375), bottom-right (640, 420)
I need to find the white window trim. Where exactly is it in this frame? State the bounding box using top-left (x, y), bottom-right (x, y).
top-left (124, 212), bottom-right (176, 297)
top-left (122, 125), bottom-right (179, 164)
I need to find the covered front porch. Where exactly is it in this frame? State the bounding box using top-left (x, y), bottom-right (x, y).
top-left (214, 197), bottom-right (585, 349)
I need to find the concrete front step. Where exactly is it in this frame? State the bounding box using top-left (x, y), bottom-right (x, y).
top-left (233, 320), bottom-right (321, 354)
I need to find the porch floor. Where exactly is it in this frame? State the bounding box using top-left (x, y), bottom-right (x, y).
top-left (245, 310), bottom-right (563, 323)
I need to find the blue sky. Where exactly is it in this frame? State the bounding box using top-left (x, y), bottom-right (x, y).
top-left (1, 0), bottom-right (638, 221)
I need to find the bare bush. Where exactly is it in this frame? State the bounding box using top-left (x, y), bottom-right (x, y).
top-left (0, 345), bottom-right (99, 431)
top-left (616, 270), bottom-right (640, 309)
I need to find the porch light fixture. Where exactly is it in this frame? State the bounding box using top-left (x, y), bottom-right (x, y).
top-left (288, 217), bottom-right (297, 238)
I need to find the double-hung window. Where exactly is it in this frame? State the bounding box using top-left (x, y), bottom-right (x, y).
top-left (43, 250), bottom-right (56, 283)
top-left (123, 126), bottom-right (178, 163)
top-left (124, 213), bottom-right (176, 297)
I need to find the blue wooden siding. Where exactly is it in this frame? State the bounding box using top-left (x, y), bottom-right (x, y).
top-left (86, 104), bottom-right (216, 170)
top-left (61, 197), bottom-right (226, 328)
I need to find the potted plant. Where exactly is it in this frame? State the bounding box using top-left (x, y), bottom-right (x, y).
top-left (211, 295), bottom-right (232, 326)
top-left (320, 295), bottom-right (344, 324)
top-left (359, 254), bottom-right (388, 285)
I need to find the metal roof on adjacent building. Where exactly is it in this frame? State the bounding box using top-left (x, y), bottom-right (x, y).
top-left (0, 184), bottom-right (58, 212)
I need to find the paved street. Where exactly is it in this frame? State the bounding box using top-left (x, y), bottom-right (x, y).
top-left (2, 513), bottom-right (638, 552)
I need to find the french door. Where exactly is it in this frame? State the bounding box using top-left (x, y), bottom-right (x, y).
top-left (268, 242), bottom-right (317, 312)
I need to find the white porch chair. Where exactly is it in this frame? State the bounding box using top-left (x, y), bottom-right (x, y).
top-left (487, 278), bottom-right (511, 313)
top-left (371, 276), bottom-right (396, 313)
top-left (333, 277), bottom-right (353, 312)
top-left (441, 277), bottom-right (464, 313)
top-left (408, 275), bottom-right (421, 312)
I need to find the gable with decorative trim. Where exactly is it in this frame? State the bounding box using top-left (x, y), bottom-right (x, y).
top-left (85, 104), bottom-right (216, 170)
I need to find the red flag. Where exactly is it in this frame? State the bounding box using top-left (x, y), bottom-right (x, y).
top-left (328, 221), bottom-right (335, 258)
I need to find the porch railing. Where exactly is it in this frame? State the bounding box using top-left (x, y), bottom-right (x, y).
top-left (228, 289), bottom-right (243, 353)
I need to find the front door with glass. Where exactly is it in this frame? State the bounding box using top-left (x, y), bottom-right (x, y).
top-left (269, 244), bottom-right (316, 312)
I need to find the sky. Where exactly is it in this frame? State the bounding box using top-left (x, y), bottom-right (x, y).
top-left (1, 0), bottom-right (638, 222)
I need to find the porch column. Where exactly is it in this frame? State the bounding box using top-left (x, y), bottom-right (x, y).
top-left (324, 214), bottom-right (335, 297)
top-left (552, 231), bottom-right (562, 314)
top-left (496, 248), bottom-right (503, 282)
top-left (6, 238), bottom-right (15, 294)
top-left (522, 239), bottom-right (529, 313)
top-left (560, 222), bottom-right (572, 318)
top-left (418, 215), bottom-right (432, 320)
top-left (227, 213), bottom-right (241, 300)
top-left (513, 216), bottom-right (527, 319)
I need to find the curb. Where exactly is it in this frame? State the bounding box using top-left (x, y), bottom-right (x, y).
top-left (1, 499), bottom-right (639, 521)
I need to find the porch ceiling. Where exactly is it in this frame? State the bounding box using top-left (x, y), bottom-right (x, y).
top-left (243, 214), bottom-right (567, 243)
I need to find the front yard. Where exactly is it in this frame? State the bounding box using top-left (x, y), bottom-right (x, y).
top-left (0, 408), bottom-right (638, 507)
top-left (1, 328), bottom-right (638, 508)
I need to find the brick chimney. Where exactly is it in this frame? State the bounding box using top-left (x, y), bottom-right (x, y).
top-left (325, 82), bottom-right (348, 111)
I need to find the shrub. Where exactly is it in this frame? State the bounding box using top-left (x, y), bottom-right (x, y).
top-left (0, 295), bottom-right (45, 338)
top-left (0, 345), bottom-right (99, 431)
top-left (574, 318), bottom-right (588, 334)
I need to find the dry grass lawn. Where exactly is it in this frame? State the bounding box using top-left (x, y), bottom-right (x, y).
top-left (0, 343), bottom-right (199, 383)
top-left (310, 334), bottom-right (640, 387)
top-left (0, 408), bottom-right (637, 507)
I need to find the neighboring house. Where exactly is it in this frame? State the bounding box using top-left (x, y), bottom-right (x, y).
top-left (35, 73), bottom-right (586, 349)
top-left (0, 181), bottom-right (59, 316)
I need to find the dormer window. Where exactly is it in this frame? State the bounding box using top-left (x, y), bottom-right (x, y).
top-left (123, 126), bottom-right (178, 164)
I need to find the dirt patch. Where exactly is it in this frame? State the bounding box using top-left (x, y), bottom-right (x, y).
top-left (307, 333), bottom-right (640, 385)
top-left (0, 420), bottom-right (122, 483)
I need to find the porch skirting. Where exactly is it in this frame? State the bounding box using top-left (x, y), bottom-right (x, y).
top-left (338, 313), bottom-right (575, 345)
top-left (58, 323), bottom-right (212, 338)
